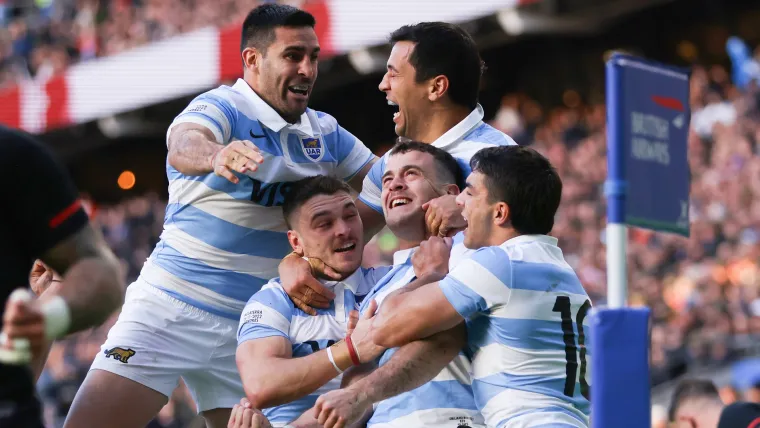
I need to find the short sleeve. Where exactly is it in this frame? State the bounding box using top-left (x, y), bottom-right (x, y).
top-left (357, 155), bottom-right (386, 213)
top-left (167, 90), bottom-right (238, 145)
top-left (237, 283), bottom-right (294, 345)
top-left (0, 128), bottom-right (89, 258)
top-left (438, 246), bottom-right (512, 319)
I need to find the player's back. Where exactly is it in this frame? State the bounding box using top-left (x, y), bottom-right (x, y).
top-left (142, 79), bottom-right (373, 320)
top-left (464, 236), bottom-right (592, 428)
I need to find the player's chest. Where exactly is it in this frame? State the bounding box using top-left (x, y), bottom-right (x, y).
top-left (233, 128), bottom-right (338, 181)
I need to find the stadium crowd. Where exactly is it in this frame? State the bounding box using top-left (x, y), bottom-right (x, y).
top-left (0, 0), bottom-right (272, 88)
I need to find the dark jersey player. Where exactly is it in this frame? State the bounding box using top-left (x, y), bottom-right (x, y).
top-left (0, 126), bottom-right (124, 427)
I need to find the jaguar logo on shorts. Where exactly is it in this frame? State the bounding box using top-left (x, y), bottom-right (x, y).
top-left (301, 137), bottom-right (324, 162)
top-left (103, 347), bottom-right (136, 363)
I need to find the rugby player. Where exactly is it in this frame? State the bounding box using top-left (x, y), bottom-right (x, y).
top-left (0, 126), bottom-right (124, 428)
top-left (280, 21), bottom-right (516, 315)
top-left (235, 175), bottom-right (390, 427)
top-left (64, 4), bottom-right (375, 428)
top-left (234, 142), bottom-right (484, 428)
top-left (368, 146), bottom-right (593, 427)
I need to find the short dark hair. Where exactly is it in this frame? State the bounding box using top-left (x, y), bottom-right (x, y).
top-left (282, 175), bottom-right (352, 229)
top-left (389, 140), bottom-right (464, 190)
top-left (389, 22), bottom-right (484, 110)
top-left (470, 146), bottom-right (562, 235)
top-left (240, 4), bottom-right (315, 54)
top-left (668, 379), bottom-right (721, 421)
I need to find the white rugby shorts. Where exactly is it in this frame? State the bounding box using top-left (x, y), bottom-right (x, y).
top-left (90, 277), bottom-right (244, 412)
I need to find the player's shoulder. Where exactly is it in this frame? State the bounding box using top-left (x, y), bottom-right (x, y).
top-left (461, 122), bottom-right (517, 148)
top-left (452, 245), bottom-right (512, 285)
top-left (246, 279), bottom-right (295, 312)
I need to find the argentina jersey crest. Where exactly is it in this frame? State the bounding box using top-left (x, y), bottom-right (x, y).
top-left (301, 137), bottom-right (324, 161)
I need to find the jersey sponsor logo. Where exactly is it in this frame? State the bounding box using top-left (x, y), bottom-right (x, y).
top-left (301, 137), bottom-right (324, 161)
top-left (103, 347), bottom-right (136, 363)
top-left (249, 178), bottom-right (293, 207)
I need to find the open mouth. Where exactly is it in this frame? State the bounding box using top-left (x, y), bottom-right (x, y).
top-left (389, 197), bottom-right (411, 209)
top-left (289, 84), bottom-right (310, 96)
top-left (334, 242), bottom-right (356, 253)
top-left (388, 99), bottom-right (400, 121)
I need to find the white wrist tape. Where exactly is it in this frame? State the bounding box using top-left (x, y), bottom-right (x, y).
top-left (326, 346), bottom-right (343, 374)
top-left (41, 295), bottom-right (71, 340)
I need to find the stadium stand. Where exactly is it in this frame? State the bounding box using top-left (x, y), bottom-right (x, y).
top-left (2, 0), bottom-right (759, 426)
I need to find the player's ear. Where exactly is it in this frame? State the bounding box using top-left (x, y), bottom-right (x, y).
top-left (241, 47), bottom-right (259, 72)
top-left (287, 230), bottom-right (304, 255)
top-left (443, 183), bottom-right (460, 196)
top-left (493, 202), bottom-right (510, 227)
top-left (428, 75), bottom-right (449, 102)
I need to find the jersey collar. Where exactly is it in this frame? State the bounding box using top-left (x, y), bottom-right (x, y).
top-left (233, 79), bottom-right (315, 137)
top-left (392, 247), bottom-right (418, 266)
top-left (321, 267), bottom-right (364, 294)
top-left (503, 234), bottom-right (559, 247)
top-left (431, 104), bottom-right (485, 150)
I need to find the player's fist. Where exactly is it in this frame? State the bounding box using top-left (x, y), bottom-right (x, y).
top-left (211, 140), bottom-right (265, 184)
top-left (228, 398), bottom-right (272, 428)
top-left (412, 236), bottom-right (453, 280)
top-left (1, 290), bottom-right (45, 362)
top-left (29, 260), bottom-right (60, 297)
top-left (422, 194), bottom-right (466, 238)
top-left (315, 387), bottom-right (371, 428)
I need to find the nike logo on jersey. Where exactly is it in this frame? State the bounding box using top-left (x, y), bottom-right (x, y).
top-left (250, 130), bottom-right (266, 139)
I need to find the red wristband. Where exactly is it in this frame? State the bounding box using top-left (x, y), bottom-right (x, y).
top-left (345, 334), bottom-right (361, 366)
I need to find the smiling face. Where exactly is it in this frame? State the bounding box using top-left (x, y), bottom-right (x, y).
top-left (378, 41), bottom-right (431, 139)
top-left (381, 150), bottom-right (448, 242)
top-left (455, 171), bottom-right (497, 249)
top-left (245, 26), bottom-right (320, 123)
top-left (287, 192), bottom-right (364, 276)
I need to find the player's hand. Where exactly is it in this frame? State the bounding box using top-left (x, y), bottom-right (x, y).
top-left (412, 236), bottom-right (453, 280)
top-left (422, 194), bottom-right (466, 237)
top-left (29, 260), bottom-right (59, 297)
top-left (1, 291), bottom-right (46, 361)
top-left (279, 253), bottom-right (340, 316)
top-left (349, 300), bottom-right (385, 363)
top-left (346, 310), bottom-right (359, 336)
top-left (228, 398), bottom-right (272, 428)
top-left (315, 387), bottom-right (371, 428)
top-left (211, 140), bottom-right (265, 184)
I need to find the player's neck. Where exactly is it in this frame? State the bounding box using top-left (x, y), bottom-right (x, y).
top-left (491, 227), bottom-right (521, 247)
top-left (410, 104), bottom-right (471, 143)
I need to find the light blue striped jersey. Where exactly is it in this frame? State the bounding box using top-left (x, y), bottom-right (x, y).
top-left (237, 266), bottom-right (391, 426)
top-left (141, 78), bottom-right (374, 319)
top-left (358, 105), bottom-right (516, 212)
top-left (359, 233), bottom-right (485, 428)
top-left (438, 235), bottom-right (592, 428)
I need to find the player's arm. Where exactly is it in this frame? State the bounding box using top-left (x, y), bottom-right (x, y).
top-left (237, 336), bottom-right (345, 409)
top-left (166, 95), bottom-right (263, 181)
top-left (355, 158), bottom-right (388, 242)
top-left (372, 249), bottom-right (504, 348)
top-left (236, 295), bottom-right (382, 409)
top-left (2, 132), bottom-right (124, 371)
top-left (314, 325), bottom-right (466, 428)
